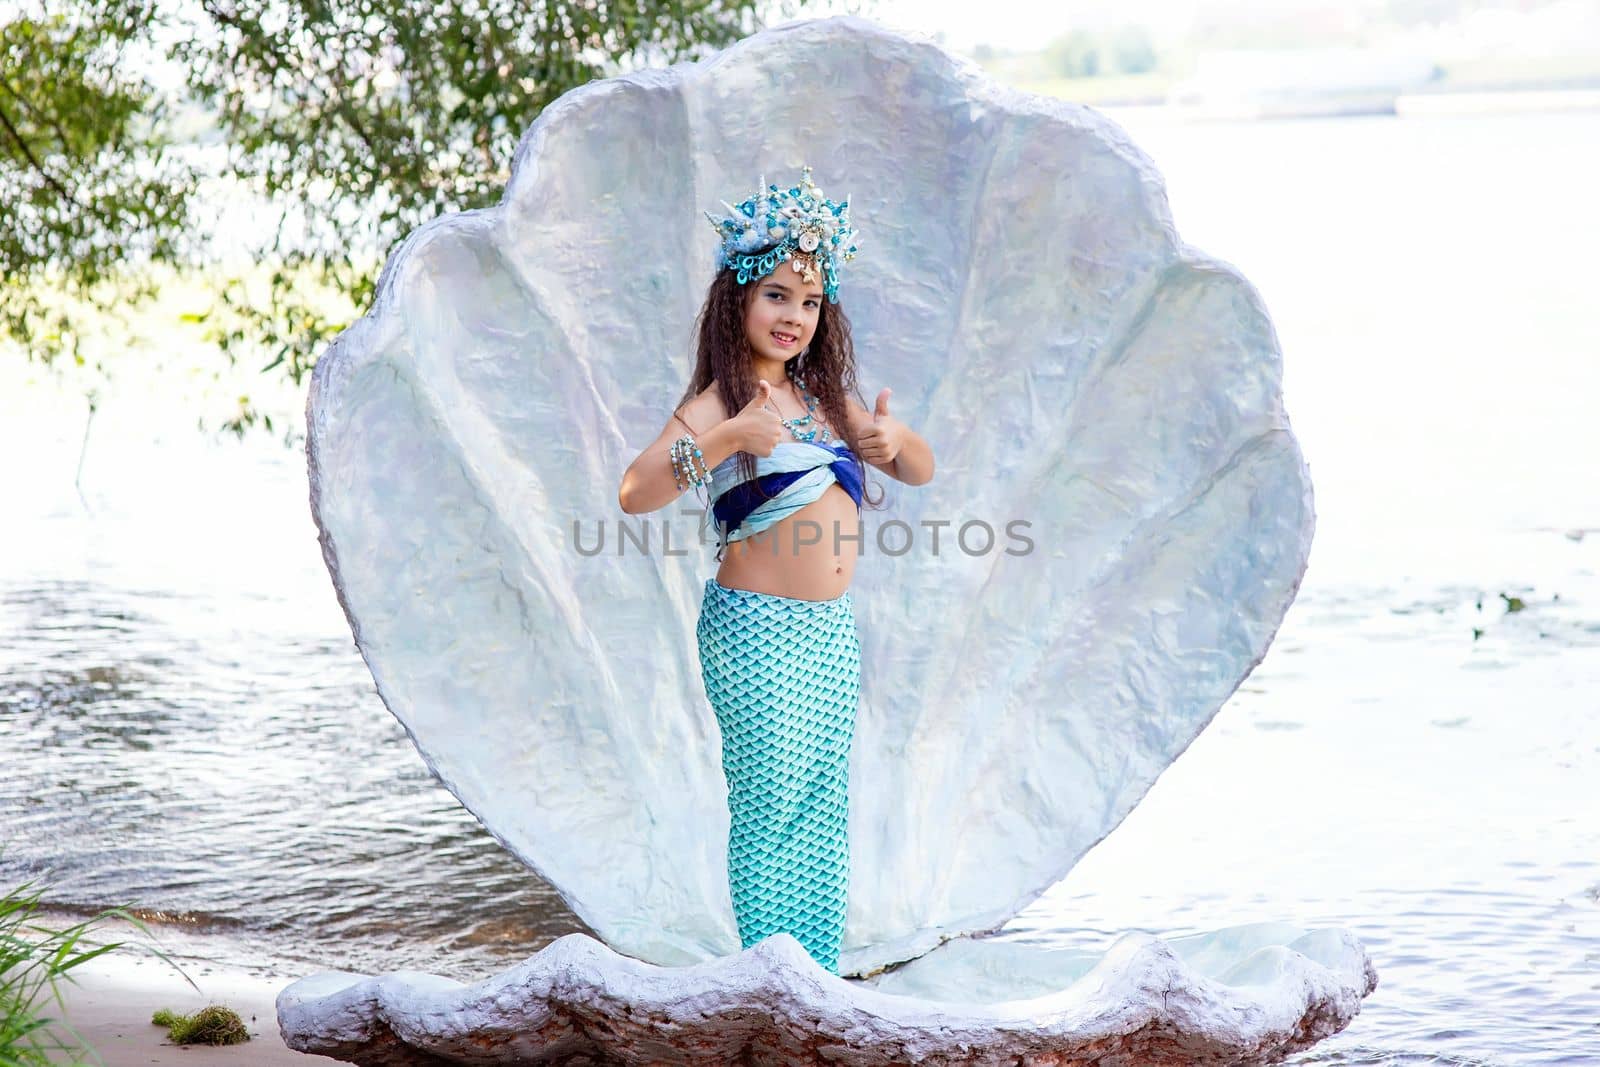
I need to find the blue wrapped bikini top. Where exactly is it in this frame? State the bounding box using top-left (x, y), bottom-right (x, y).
top-left (706, 440), bottom-right (865, 558)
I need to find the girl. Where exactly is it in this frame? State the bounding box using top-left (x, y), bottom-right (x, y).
top-left (617, 166), bottom-right (934, 974)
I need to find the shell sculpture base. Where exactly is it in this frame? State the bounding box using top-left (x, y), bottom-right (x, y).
top-left (278, 926), bottom-right (1376, 1065)
top-left (282, 11), bottom-right (1378, 1066)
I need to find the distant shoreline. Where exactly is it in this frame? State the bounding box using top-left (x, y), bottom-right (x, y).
top-left (1089, 86), bottom-right (1600, 119)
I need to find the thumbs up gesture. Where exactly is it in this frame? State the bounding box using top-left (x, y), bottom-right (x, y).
top-left (856, 386), bottom-right (906, 466)
top-left (735, 379), bottom-right (786, 457)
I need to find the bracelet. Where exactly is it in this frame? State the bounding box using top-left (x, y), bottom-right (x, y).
top-left (670, 434), bottom-right (711, 491)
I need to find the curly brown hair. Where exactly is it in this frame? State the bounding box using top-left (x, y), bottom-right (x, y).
top-left (673, 262), bottom-right (888, 521)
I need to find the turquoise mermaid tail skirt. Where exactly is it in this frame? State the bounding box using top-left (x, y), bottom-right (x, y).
top-left (696, 578), bottom-right (861, 975)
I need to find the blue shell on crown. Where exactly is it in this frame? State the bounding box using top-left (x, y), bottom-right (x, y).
top-left (702, 164), bottom-right (861, 303)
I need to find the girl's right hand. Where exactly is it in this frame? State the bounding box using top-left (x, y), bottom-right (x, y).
top-left (735, 380), bottom-right (786, 457)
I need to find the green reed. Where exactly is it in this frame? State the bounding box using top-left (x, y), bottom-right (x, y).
top-left (0, 862), bottom-right (194, 1067)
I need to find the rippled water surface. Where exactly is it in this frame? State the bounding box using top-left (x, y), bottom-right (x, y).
top-left (3, 108), bottom-right (1598, 1064)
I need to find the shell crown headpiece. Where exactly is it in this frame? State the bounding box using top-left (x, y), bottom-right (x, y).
top-left (703, 164), bottom-right (860, 303)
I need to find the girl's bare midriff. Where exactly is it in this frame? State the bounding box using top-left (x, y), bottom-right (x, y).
top-left (714, 470), bottom-right (862, 603)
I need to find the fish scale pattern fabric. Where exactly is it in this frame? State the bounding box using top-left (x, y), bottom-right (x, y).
top-left (696, 577), bottom-right (861, 974)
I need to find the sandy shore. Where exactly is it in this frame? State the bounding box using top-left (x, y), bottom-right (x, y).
top-left (31, 914), bottom-right (327, 1065)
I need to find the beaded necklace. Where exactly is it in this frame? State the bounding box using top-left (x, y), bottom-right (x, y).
top-left (775, 381), bottom-right (835, 445)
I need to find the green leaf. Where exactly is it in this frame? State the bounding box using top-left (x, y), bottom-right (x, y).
top-left (5, 0), bottom-right (784, 443)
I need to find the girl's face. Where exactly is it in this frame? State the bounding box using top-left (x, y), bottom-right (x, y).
top-left (743, 259), bottom-right (825, 365)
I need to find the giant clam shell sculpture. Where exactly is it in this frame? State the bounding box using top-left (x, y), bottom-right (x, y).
top-left (281, 14), bottom-right (1376, 1065)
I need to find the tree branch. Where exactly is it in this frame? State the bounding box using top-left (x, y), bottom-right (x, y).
top-left (0, 97), bottom-right (73, 201)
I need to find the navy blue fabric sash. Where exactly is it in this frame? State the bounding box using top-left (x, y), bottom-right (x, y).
top-left (712, 442), bottom-right (864, 539)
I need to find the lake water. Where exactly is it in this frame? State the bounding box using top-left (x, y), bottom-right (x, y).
top-left (2, 106), bottom-right (1597, 1065)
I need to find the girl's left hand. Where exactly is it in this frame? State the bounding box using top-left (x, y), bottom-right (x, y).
top-left (857, 388), bottom-right (906, 466)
